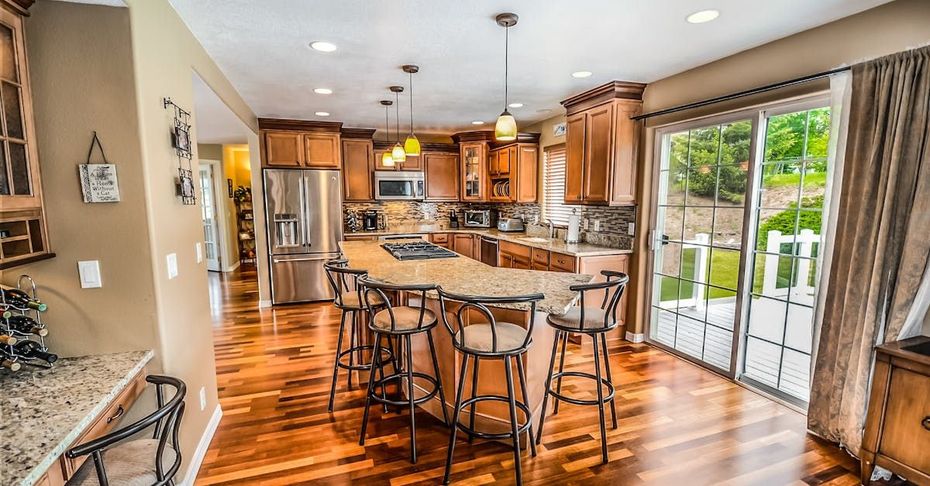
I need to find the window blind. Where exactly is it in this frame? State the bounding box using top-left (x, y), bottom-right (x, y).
top-left (543, 145), bottom-right (577, 226)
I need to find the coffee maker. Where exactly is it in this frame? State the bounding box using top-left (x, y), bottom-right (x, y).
top-left (363, 209), bottom-right (386, 231)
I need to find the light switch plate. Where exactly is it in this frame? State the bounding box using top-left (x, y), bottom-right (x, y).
top-left (628, 222), bottom-right (636, 236)
top-left (195, 242), bottom-right (203, 263)
top-left (166, 253), bottom-right (178, 279)
top-left (78, 260), bottom-right (102, 288)
top-left (593, 220), bottom-right (601, 232)
top-left (582, 218), bottom-right (589, 230)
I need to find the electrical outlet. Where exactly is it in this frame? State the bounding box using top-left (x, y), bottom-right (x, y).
top-left (533, 215), bottom-right (539, 224)
top-left (196, 242), bottom-right (203, 263)
top-left (628, 222), bottom-right (636, 236)
top-left (593, 220), bottom-right (601, 232)
top-left (166, 253), bottom-right (178, 279)
top-left (199, 386), bottom-right (206, 411)
top-left (582, 218), bottom-right (589, 230)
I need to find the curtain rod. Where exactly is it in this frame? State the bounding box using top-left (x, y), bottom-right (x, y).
top-left (632, 66), bottom-right (851, 121)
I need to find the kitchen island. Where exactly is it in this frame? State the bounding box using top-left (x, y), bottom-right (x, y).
top-left (1, 350), bottom-right (153, 486)
top-left (340, 239), bottom-right (592, 438)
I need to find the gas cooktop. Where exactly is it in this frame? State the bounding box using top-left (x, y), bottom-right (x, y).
top-left (382, 241), bottom-right (459, 260)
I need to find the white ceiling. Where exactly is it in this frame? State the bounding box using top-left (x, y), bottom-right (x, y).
top-left (192, 73), bottom-right (252, 144)
top-left (171, 0), bottom-right (890, 135)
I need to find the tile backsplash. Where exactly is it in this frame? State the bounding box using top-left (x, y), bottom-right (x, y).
top-left (344, 201), bottom-right (636, 249)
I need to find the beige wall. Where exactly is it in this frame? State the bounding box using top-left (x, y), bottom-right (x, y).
top-left (12, 2), bottom-right (160, 361)
top-left (631, 0), bottom-right (930, 336)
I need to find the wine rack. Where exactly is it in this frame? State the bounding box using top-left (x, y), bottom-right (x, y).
top-left (1, 275), bottom-right (56, 372)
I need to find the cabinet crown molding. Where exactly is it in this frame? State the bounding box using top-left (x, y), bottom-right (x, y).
top-left (258, 118), bottom-right (343, 132)
top-left (1, 0), bottom-right (34, 16)
top-left (340, 127), bottom-right (376, 139)
top-left (561, 80), bottom-right (647, 114)
top-left (451, 130), bottom-right (540, 145)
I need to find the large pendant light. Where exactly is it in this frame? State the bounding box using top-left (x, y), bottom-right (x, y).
top-left (402, 64), bottom-right (421, 156)
top-left (389, 85), bottom-right (406, 163)
top-left (494, 13), bottom-right (518, 141)
top-left (380, 100), bottom-right (395, 167)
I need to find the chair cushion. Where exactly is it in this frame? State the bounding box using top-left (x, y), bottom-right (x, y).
top-left (454, 322), bottom-right (528, 353)
top-left (68, 439), bottom-right (178, 486)
top-left (339, 291), bottom-right (385, 309)
top-left (372, 306), bottom-right (436, 331)
top-left (547, 307), bottom-right (612, 331)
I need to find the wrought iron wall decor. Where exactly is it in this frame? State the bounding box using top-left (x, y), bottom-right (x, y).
top-left (163, 97), bottom-right (196, 205)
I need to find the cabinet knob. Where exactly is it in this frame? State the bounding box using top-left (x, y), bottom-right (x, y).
top-left (922, 416), bottom-right (930, 431)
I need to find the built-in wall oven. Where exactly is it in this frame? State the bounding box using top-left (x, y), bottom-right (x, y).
top-left (374, 171), bottom-right (424, 200)
top-left (480, 236), bottom-right (498, 267)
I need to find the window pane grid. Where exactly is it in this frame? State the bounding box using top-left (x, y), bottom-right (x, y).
top-left (542, 145), bottom-right (578, 226)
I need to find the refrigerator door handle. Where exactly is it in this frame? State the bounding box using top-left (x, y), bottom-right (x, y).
top-left (298, 176), bottom-right (309, 247)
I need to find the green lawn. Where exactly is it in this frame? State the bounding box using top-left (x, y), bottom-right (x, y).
top-left (658, 247), bottom-right (796, 302)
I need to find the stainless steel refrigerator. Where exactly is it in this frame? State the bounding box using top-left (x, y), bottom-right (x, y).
top-left (264, 169), bottom-right (343, 304)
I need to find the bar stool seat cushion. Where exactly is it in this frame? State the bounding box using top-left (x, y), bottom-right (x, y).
top-left (68, 439), bottom-right (177, 486)
top-left (340, 292), bottom-right (385, 310)
top-left (372, 306), bottom-right (436, 331)
top-left (547, 307), bottom-right (611, 331)
top-left (454, 322), bottom-right (527, 353)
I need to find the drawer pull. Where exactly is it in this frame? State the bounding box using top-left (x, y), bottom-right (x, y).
top-left (922, 416), bottom-right (930, 431)
top-left (106, 404), bottom-right (125, 424)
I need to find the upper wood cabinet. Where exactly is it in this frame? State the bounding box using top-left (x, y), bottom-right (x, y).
top-left (561, 81), bottom-right (645, 206)
top-left (489, 143), bottom-right (537, 203)
top-left (341, 138), bottom-right (374, 202)
top-left (0, 2), bottom-right (53, 270)
top-left (259, 119), bottom-right (343, 169)
top-left (423, 151), bottom-right (459, 201)
top-left (460, 142), bottom-right (487, 201)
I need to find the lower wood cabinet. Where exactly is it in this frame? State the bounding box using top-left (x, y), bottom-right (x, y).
top-left (424, 152), bottom-right (459, 201)
top-left (429, 233), bottom-right (450, 248)
top-left (452, 233), bottom-right (475, 258)
top-left (861, 336), bottom-right (930, 485)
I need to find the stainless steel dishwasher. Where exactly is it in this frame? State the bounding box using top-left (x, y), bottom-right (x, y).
top-left (480, 236), bottom-right (498, 266)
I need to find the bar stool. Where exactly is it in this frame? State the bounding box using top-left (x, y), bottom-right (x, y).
top-left (536, 271), bottom-right (629, 464)
top-left (437, 288), bottom-right (544, 486)
top-left (323, 259), bottom-right (390, 412)
top-left (357, 277), bottom-right (448, 463)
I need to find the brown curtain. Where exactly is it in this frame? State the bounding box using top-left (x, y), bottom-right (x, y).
top-left (808, 45), bottom-right (930, 455)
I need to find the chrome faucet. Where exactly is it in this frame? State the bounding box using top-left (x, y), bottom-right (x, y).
top-left (546, 219), bottom-right (555, 239)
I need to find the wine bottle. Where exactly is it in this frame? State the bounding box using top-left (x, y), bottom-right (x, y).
top-left (0, 334), bottom-right (18, 345)
top-left (1, 288), bottom-right (47, 312)
top-left (5, 315), bottom-right (48, 337)
top-left (13, 340), bottom-right (58, 364)
top-left (1, 358), bottom-right (21, 371)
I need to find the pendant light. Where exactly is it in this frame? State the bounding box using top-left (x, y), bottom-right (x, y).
top-left (494, 13), bottom-right (518, 141)
top-left (389, 85), bottom-right (406, 163)
top-left (380, 100), bottom-right (395, 167)
top-left (402, 65), bottom-right (421, 156)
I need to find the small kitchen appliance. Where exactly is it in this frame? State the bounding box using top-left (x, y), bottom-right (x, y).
top-left (449, 210), bottom-right (459, 229)
top-left (363, 210), bottom-right (386, 231)
top-left (497, 218), bottom-right (525, 232)
top-left (463, 209), bottom-right (496, 228)
top-left (374, 171), bottom-right (425, 200)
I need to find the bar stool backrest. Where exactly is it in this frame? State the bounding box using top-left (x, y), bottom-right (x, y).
top-left (358, 277), bottom-right (437, 332)
top-left (324, 259), bottom-right (368, 308)
top-left (570, 271), bottom-right (630, 331)
top-left (436, 287), bottom-right (544, 354)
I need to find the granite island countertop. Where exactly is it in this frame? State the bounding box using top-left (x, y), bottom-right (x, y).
top-left (344, 224), bottom-right (633, 257)
top-left (0, 350), bottom-right (154, 486)
top-left (340, 239), bottom-right (592, 314)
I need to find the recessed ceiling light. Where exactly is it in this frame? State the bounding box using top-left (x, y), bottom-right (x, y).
top-left (508, 102), bottom-right (524, 108)
top-left (571, 71), bottom-right (593, 79)
top-left (313, 88), bottom-right (333, 95)
top-left (315, 111), bottom-right (330, 117)
top-left (686, 9), bottom-right (719, 24)
top-left (309, 41), bottom-right (337, 52)
top-left (471, 121), bottom-right (485, 125)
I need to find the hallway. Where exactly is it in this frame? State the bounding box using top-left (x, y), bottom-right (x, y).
top-left (195, 269), bottom-right (859, 485)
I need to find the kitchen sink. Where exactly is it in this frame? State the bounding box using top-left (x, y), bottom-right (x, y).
top-left (517, 237), bottom-right (551, 243)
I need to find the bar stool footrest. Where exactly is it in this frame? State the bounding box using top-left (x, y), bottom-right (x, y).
top-left (455, 395), bottom-right (532, 440)
top-left (337, 345), bottom-right (394, 372)
top-left (369, 371), bottom-right (441, 407)
top-left (546, 371), bottom-right (615, 406)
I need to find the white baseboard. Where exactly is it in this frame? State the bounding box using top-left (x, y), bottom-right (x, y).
top-left (180, 404), bottom-right (223, 486)
top-left (258, 299), bottom-right (272, 308)
top-left (223, 261), bottom-right (241, 273)
top-left (625, 331), bottom-right (645, 343)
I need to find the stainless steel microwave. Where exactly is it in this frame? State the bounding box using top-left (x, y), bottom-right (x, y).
top-left (374, 171), bottom-right (424, 200)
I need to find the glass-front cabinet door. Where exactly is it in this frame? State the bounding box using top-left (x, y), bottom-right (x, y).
top-left (460, 142), bottom-right (486, 201)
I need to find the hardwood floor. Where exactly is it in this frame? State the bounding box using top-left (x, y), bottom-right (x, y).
top-left (195, 268), bottom-right (860, 485)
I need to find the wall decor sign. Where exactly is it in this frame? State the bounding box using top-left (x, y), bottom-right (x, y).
top-left (227, 178), bottom-right (234, 198)
top-left (553, 122), bottom-right (566, 137)
top-left (163, 97), bottom-right (196, 205)
top-left (78, 131), bottom-right (121, 203)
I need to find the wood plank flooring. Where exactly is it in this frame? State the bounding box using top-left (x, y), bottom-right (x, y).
top-left (195, 268), bottom-right (860, 485)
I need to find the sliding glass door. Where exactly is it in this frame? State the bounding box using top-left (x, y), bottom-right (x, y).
top-left (649, 97), bottom-right (832, 405)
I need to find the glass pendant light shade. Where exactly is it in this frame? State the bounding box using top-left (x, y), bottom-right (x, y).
top-left (404, 134), bottom-right (421, 156)
top-left (392, 143), bottom-right (407, 162)
top-left (381, 150), bottom-right (395, 167)
top-left (495, 110), bottom-right (517, 141)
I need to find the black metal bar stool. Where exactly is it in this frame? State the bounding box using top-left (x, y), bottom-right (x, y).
top-left (323, 259), bottom-right (391, 412)
top-left (536, 270), bottom-right (629, 464)
top-left (357, 277), bottom-right (448, 463)
top-left (437, 288), bottom-right (544, 486)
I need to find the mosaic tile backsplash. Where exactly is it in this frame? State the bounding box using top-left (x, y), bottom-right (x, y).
top-left (344, 201), bottom-right (636, 249)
